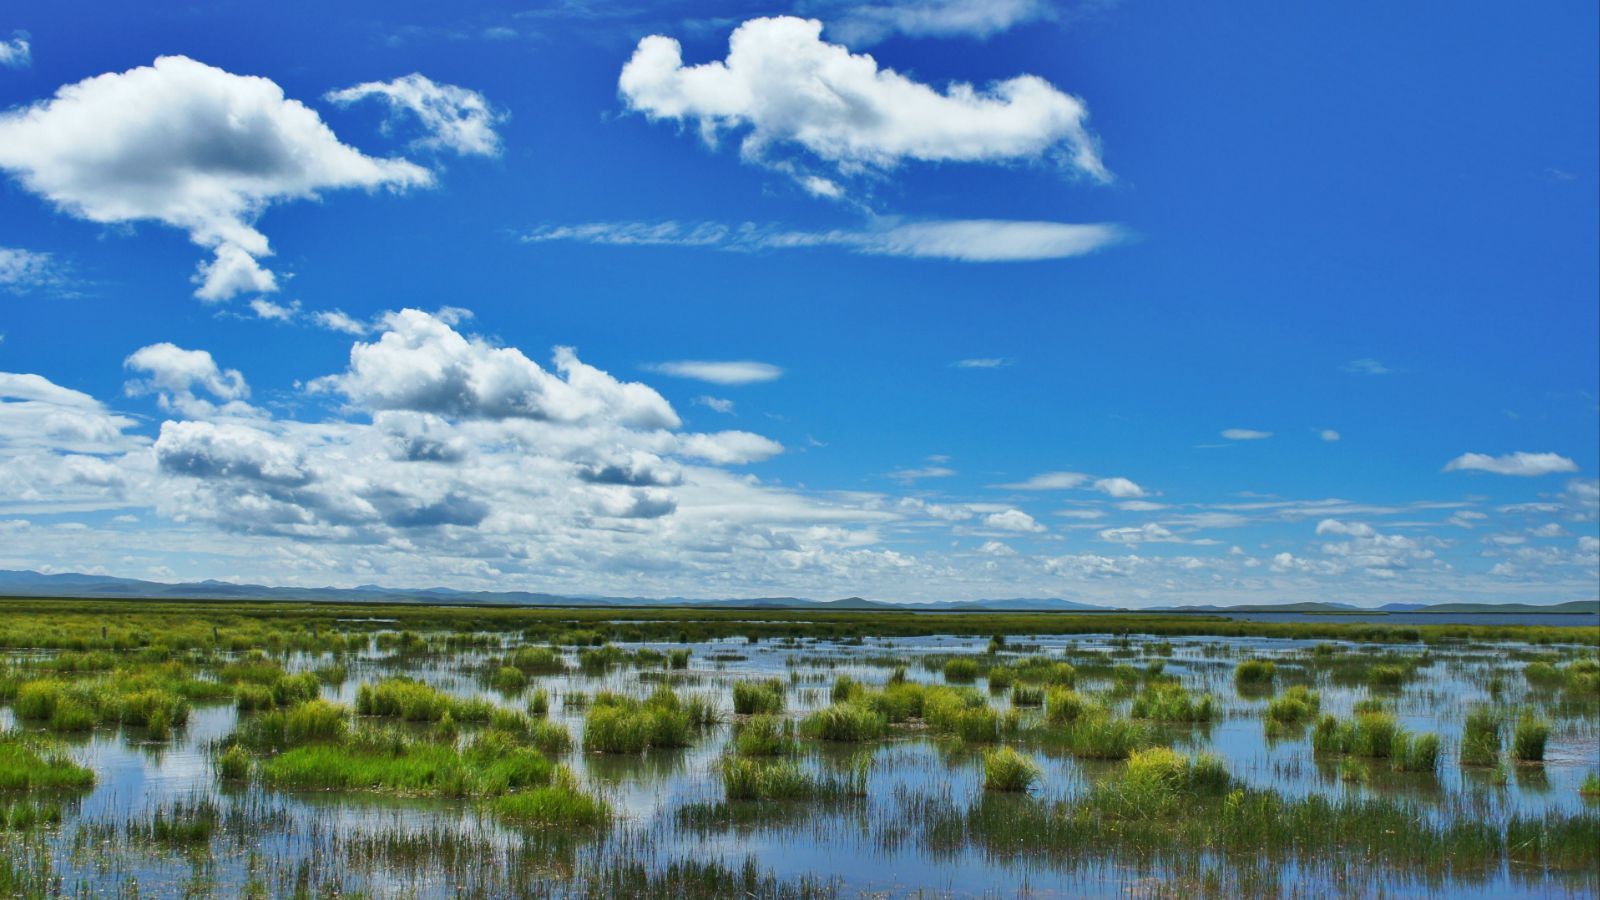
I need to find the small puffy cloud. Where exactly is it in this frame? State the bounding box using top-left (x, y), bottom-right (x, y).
top-left (984, 508), bottom-right (1045, 532)
top-left (1221, 428), bottom-right (1272, 441)
top-left (1444, 452), bottom-right (1579, 477)
top-left (1092, 477), bottom-right (1145, 499)
top-left (648, 360), bottom-right (782, 385)
top-left (525, 218), bottom-right (1122, 263)
top-left (1314, 519), bottom-right (1374, 538)
top-left (1320, 429), bottom-right (1340, 442)
top-left (618, 17), bottom-right (1107, 194)
top-left (124, 343), bottom-right (250, 417)
top-left (326, 74), bottom-right (504, 157)
top-left (249, 297), bottom-right (300, 322)
top-left (1342, 358), bottom-right (1395, 376)
top-left (319, 309), bottom-right (679, 429)
top-left (313, 309), bottom-right (371, 335)
top-left (0, 34), bottom-right (28, 69)
top-left (0, 56), bottom-right (432, 302)
top-left (694, 395), bottom-right (735, 414)
top-left (978, 539), bottom-right (1016, 556)
top-left (824, 0), bottom-right (1052, 45)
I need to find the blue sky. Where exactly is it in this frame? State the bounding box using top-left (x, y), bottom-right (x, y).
top-left (0, 0), bottom-right (1595, 605)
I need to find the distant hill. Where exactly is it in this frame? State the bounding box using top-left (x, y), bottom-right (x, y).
top-left (0, 570), bottom-right (1594, 615)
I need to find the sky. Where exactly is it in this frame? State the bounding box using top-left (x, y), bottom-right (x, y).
top-left (0, 0), bottom-right (1595, 607)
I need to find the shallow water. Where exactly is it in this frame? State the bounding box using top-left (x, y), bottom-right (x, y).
top-left (4, 630), bottom-right (1597, 897)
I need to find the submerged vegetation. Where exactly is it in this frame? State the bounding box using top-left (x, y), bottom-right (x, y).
top-left (0, 598), bottom-right (1593, 895)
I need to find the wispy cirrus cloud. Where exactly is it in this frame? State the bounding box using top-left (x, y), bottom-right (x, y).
top-left (523, 218), bottom-right (1123, 263)
top-left (0, 33), bottom-right (28, 69)
top-left (647, 360), bottom-right (783, 385)
top-left (1221, 428), bottom-right (1272, 441)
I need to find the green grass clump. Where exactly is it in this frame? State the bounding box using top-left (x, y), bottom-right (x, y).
top-left (831, 675), bottom-right (864, 704)
top-left (1265, 686), bottom-right (1321, 725)
top-left (272, 672), bottom-right (321, 706)
top-left (263, 728), bottom-right (555, 797)
top-left (1011, 684), bottom-right (1044, 707)
top-left (1367, 664), bottom-right (1408, 688)
top-left (667, 649), bottom-right (692, 670)
top-left (0, 734), bottom-right (95, 791)
top-left (1045, 688), bottom-right (1094, 726)
top-left (722, 757), bottom-right (817, 800)
top-left (1059, 714), bottom-right (1152, 760)
top-left (985, 666), bottom-right (1014, 692)
top-left (234, 682), bottom-right (275, 711)
top-left (1106, 747), bottom-right (1229, 813)
top-left (1459, 707), bottom-right (1501, 767)
top-left (582, 691), bottom-right (695, 753)
top-left (734, 715), bottom-right (799, 756)
top-left (355, 678), bottom-right (487, 723)
top-left (1513, 712), bottom-right (1550, 762)
top-left (491, 666), bottom-right (527, 692)
top-left (802, 702), bottom-right (888, 742)
top-left (490, 773), bottom-right (609, 829)
top-left (1580, 773), bottom-right (1600, 797)
top-left (983, 746), bottom-right (1040, 792)
top-left (732, 679), bottom-right (785, 716)
top-left (1234, 660), bottom-right (1276, 688)
top-left (48, 700), bottom-right (96, 733)
top-left (1130, 683), bottom-right (1217, 723)
top-left (508, 646), bottom-right (565, 675)
top-left (943, 658), bottom-right (980, 682)
top-left (284, 699), bottom-right (350, 746)
top-left (868, 683), bottom-right (926, 723)
top-left (1391, 732), bottom-right (1440, 773)
top-left (925, 688), bottom-right (1004, 742)
top-left (527, 689), bottom-right (550, 718)
top-left (217, 744), bottom-right (251, 780)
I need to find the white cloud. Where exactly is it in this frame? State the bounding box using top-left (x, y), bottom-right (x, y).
top-left (0, 56), bottom-right (432, 302)
top-left (124, 343), bottom-right (251, 418)
top-left (249, 297), bottom-right (301, 322)
top-left (823, 0), bottom-right (1052, 45)
top-left (326, 73), bottom-right (504, 157)
top-left (0, 247), bottom-right (62, 292)
top-left (524, 218), bottom-right (1122, 263)
top-left (953, 357), bottom-right (1011, 369)
top-left (0, 34), bottom-right (28, 69)
top-left (1221, 428), bottom-right (1272, 441)
top-left (618, 16), bottom-right (1108, 194)
top-left (677, 430), bottom-right (784, 464)
top-left (890, 465), bottom-right (956, 482)
top-left (984, 508), bottom-right (1045, 532)
top-left (1342, 358), bottom-right (1395, 376)
top-left (1444, 452), bottom-right (1579, 477)
top-left (648, 360), bottom-right (783, 385)
top-left (1117, 500), bottom-right (1166, 512)
top-left (977, 539), bottom-right (1016, 556)
top-left (999, 471), bottom-right (1086, 490)
top-left (313, 309), bottom-right (371, 335)
top-left (1092, 476), bottom-right (1145, 498)
top-left (1099, 523), bottom-right (1179, 544)
top-left (1320, 429), bottom-right (1341, 442)
top-left (694, 395), bottom-right (735, 414)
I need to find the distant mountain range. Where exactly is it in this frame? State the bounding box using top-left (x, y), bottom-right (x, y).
top-left (0, 570), bottom-right (1594, 615)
